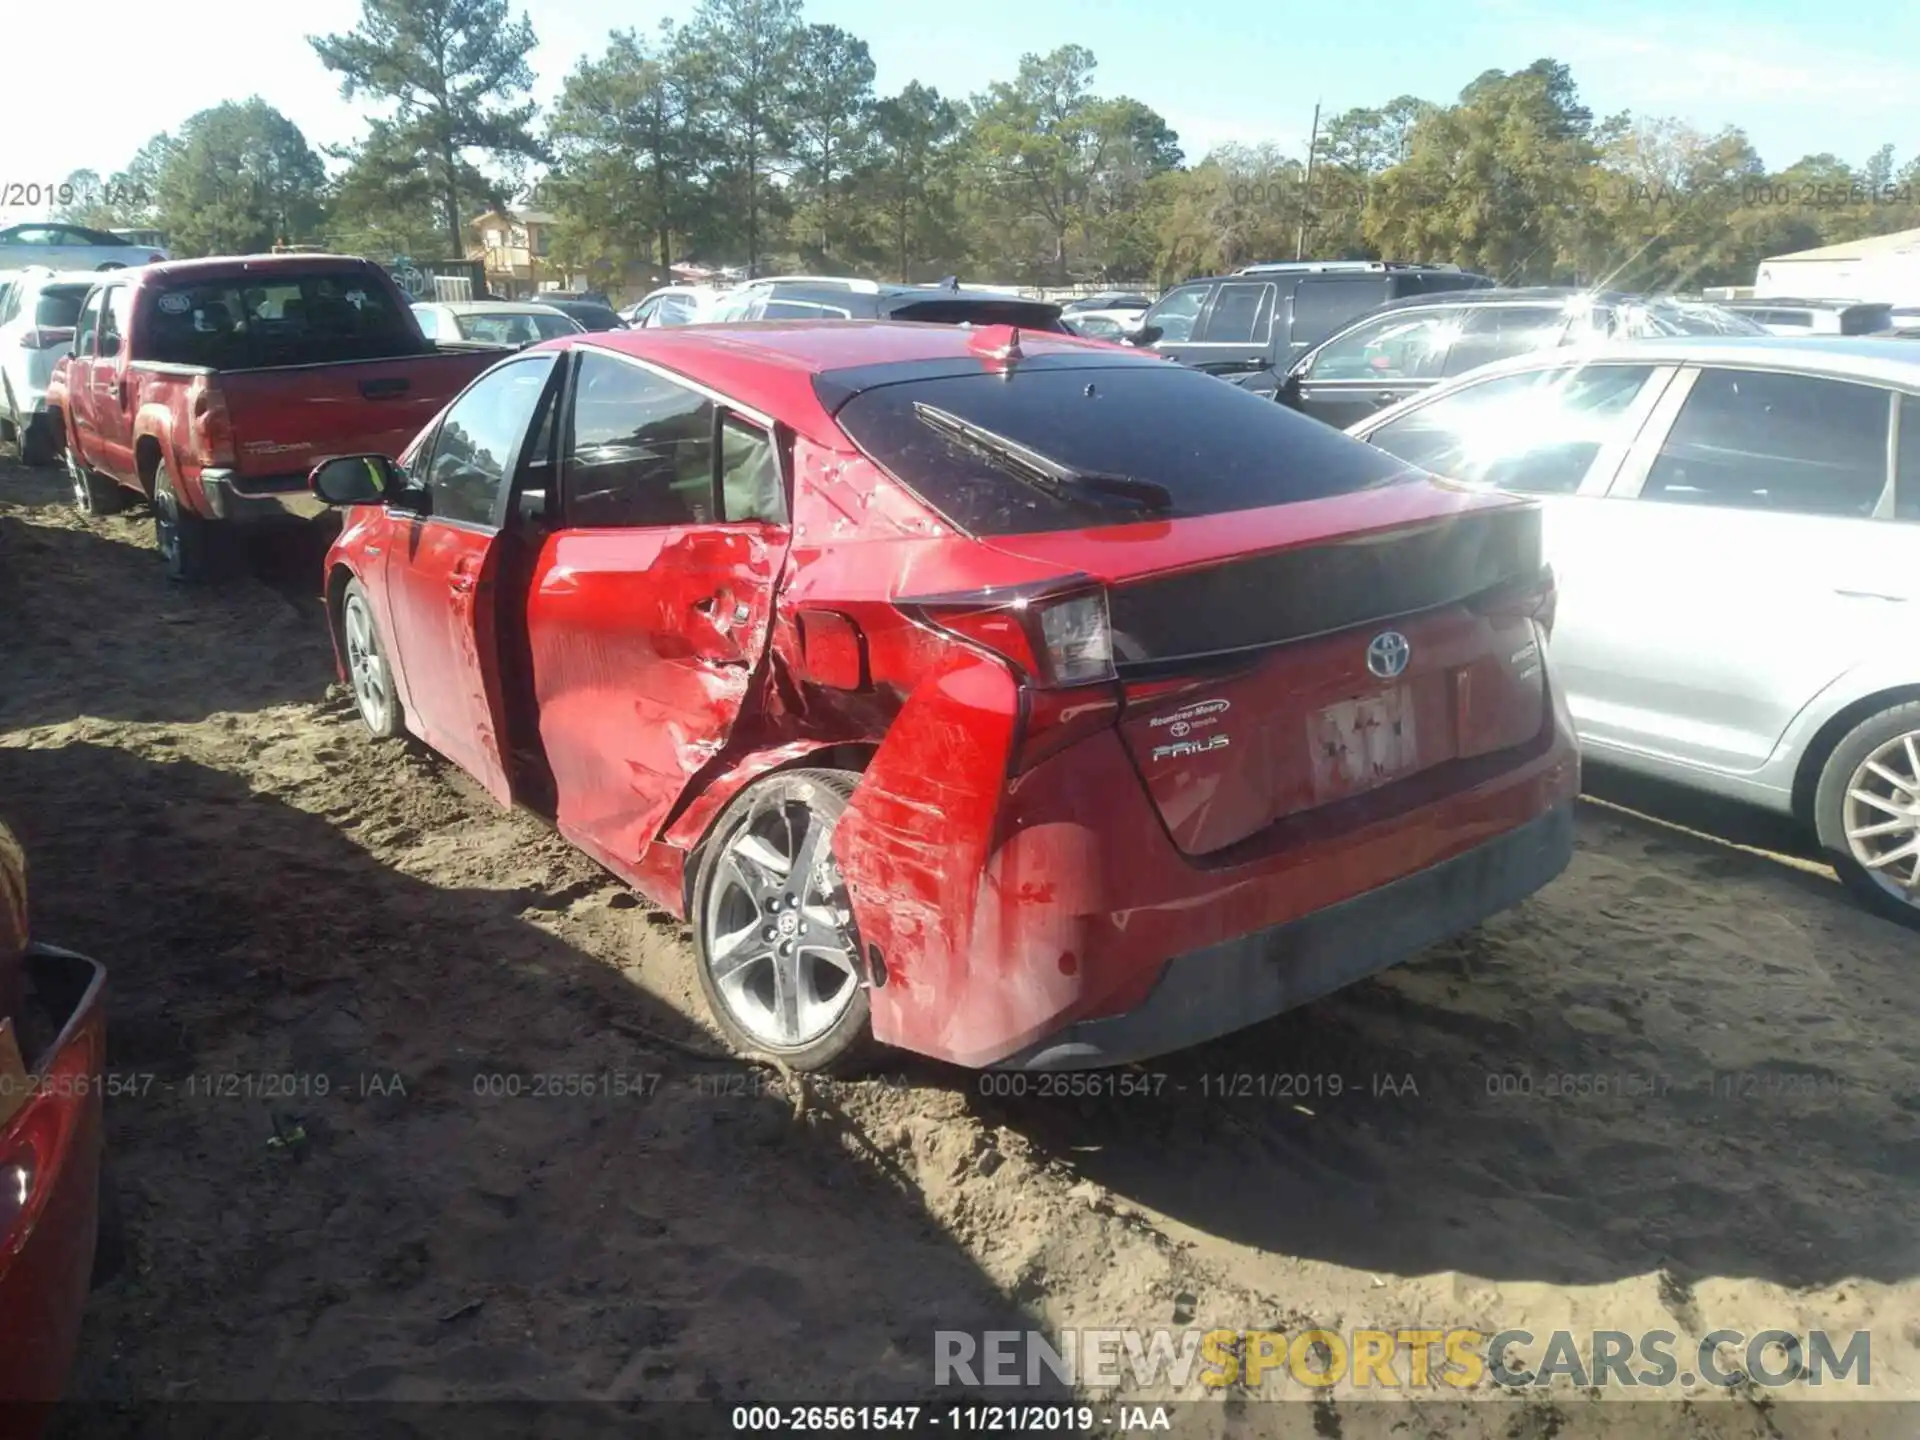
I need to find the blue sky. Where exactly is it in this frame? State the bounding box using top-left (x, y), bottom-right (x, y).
top-left (4, 0), bottom-right (1915, 222)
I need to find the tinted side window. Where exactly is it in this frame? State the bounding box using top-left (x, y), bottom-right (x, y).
top-left (1641, 369), bottom-right (1890, 517)
top-left (73, 291), bottom-right (101, 357)
top-left (564, 351), bottom-right (715, 527)
top-left (97, 287), bottom-right (130, 358)
top-left (1898, 393), bottom-right (1920, 521)
top-left (719, 416), bottom-right (786, 523)
top-left (423, 357), bottom-right (556, 527)
top-left (1142, 284), bottom-right (1208, 343)
top-left (763, 299), bottom-right (851, 319)
top-left (1307, 311), bottom-right (1455, 381)
top-left (1290, 277), bottom-right (1391, 348)
top-left (1441, 305), bottom-right (1570, 377)
top-left (1196, 282), bottom-right (1273, 344)
top-left (1368, 364), bottom-right (1658, 495)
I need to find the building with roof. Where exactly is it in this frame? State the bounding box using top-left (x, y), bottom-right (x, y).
top-left (1753, 226), bottom-right (1920, 305)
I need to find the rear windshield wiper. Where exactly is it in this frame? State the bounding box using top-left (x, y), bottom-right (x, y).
top-left (912, 402), bottom-right (1173, 515)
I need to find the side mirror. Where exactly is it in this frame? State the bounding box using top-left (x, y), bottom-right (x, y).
top-left (1131, 323), bottom-right (1163, 347)
top-left (309, 454), bottom-right (398, 506)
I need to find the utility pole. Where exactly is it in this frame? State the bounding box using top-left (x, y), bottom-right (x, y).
top-left (1295, 102), bottom-right (1322, 261)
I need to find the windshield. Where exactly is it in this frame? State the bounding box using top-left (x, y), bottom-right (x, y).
top-left (1621, 299), bottom-right (1768, 337)
top-left (143, 271), bottom-right (425, 367)
top-left (830, 361), bottom-right (1414, 536)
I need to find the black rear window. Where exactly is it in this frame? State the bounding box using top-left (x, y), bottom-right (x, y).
top-left (35, 285), bottom-right (90, 327)
top-left (883, 299), bottom-right (1066, 331)
top-left (142, 270), bottom-right (424, 369)
top-left (829, 362), bottom-right (1415, 536)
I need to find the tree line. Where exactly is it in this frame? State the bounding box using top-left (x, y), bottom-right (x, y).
top-left (50, 0), bottom-right (1920, 293)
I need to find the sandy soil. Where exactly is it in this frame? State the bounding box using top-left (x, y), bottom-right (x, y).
top-left (2, 456), bottom-right (1916, 1439)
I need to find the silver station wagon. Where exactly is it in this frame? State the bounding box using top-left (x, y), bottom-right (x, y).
top-left (1349, 336), bottom-right (1920, 926)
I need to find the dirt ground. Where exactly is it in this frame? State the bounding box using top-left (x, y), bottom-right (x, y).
top-left (2, 456), bottom-right (1916, 1439)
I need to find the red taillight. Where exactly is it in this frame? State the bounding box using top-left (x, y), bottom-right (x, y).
top-left (913, 585), bottom-right (1116, 689)
top-left (907, 583), bottom-right (1121, 772)
top-left (189, 375), bottom-right (237, 467)
top-left (18, 327), bottom-right (75, 351)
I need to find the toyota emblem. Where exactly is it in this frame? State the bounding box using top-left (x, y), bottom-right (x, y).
top-left (1367, 631), bottom-right (1411, 679)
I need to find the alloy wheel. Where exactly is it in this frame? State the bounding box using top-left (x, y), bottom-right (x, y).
top-left (343, 594), bottom-right (392, 733)
top-left (1842, 729), bottom-right (1920, 905)
top-left (702, 794), bottom-right (862, 1049)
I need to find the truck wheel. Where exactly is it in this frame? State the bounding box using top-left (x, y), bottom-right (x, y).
top-left (340, 579), bottom-right (405, 739)
top-left (152, 462), bottom-right (217, 583)
top-left (690, 768), bottom-right (879, 1075)
top-left (68, 448), bottom-right (124, 516)
top-left (1815, 701), bottom-right (1920, 930)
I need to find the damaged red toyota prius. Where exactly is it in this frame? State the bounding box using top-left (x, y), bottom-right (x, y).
top-left (313, 322), bottom-right (1578, 1072)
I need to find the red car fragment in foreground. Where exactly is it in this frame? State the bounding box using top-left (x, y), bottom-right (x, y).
top-left (0, 823), bottom-right (107, 1428)
top-left (313, 320), bottom-right (1578, 1071)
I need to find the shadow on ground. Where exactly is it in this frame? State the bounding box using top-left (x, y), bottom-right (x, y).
top-left (973, 796), bottom-right (1920, 1292)
top-left (1, 741), bottom-right (1052, 1410)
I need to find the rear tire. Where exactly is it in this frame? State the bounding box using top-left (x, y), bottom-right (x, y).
top-left (152, 461), bottom-right (217, 583)
top-left (68, 447), bottom-right (123, 516)
top-left (1814, 700), bottom-right (1920, 930)
top-left (690, 768), bottom-right (878, 1074)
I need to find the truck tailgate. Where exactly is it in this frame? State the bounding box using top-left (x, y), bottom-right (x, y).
top-left (210, 350), bottom-right (499, 480)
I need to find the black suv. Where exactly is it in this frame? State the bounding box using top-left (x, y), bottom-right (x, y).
top-left (1278, 286), bottom-right (1769, 429)
top-left (710, 276), bottom-right (1067, 330)
top-left (1132, 261), bottom-right (1496, 396)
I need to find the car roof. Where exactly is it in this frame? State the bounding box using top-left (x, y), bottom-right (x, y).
top-left (1412, 334), bottom-right (1920, 390)
top-left (1724, 297), bottom-right (1886, 310)
top-left (125, 253), bottom-right (391, 286)
top-left (424, 299), bottom-right (571, 316)
top-left (5, 266), bottom-right (113, 289)
top-left (548, 321), bottom-right (1157, 444)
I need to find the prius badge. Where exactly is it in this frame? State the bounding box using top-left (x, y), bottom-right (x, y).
top-left (1366, 630), bottom-right (1411, 680)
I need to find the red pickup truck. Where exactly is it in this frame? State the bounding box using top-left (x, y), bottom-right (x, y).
top-left (45, 254), bottom-right (502, 581)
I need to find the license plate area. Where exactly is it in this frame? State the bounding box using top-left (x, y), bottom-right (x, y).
top-left (1309, 687), bottom-right (1420, 804)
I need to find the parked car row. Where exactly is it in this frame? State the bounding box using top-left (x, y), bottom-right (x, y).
top-left (20, 253), bottom-right (1920, 1095)
top-left (41, 254), bottom-right (504, 579)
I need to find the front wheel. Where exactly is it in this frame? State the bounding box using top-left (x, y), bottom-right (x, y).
top-left (340, 579), bottom-right (405, 739)
top-left (690, 768), bottom-right (877, 1074)
top-left (1814, 701), bottom-right (1920, 929)
top-left (68, 447), bottom-right (124, 516)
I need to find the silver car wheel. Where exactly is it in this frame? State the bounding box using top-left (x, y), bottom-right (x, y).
top-left (343, 593), bottom-right (392, 734)
top-left (1842, 729), bottom-right (1920, 904)
top-left (701, 793), bottom-right (861, 1049)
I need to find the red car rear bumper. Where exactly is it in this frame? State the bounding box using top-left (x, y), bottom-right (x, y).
top-left (0, 944), bottom-right (105, 1416)
top-left (845, 658), bottom-right (1579, 1069)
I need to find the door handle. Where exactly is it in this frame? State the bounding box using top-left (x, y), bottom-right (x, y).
top-left (1375, 391), bottom-right (1397, 403)
top-left (449, 558), bottom-right (479, 595)
top-left (1834, 588), bottom-right (1907, 603)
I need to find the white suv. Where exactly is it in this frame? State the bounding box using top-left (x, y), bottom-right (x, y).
top-left (0, 268), bottom-right (98, 466)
